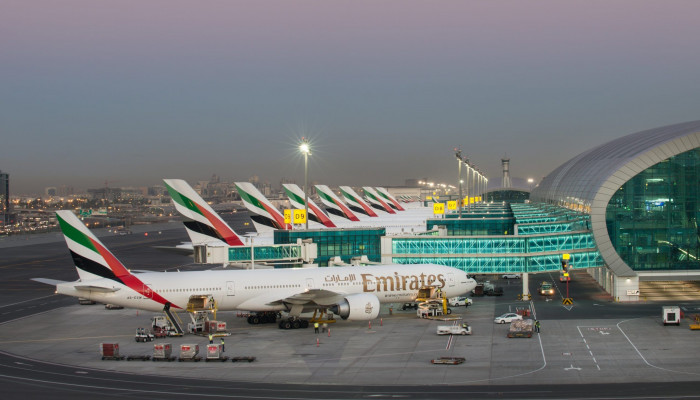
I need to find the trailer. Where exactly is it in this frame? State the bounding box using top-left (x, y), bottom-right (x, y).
top-left (507, 319), bottom-right (534, 338)
top-left (100, 343), bottom-right (125, 360)
top-left (231, 356), bottom-right (256, 363)
top-left (436, 323), bottom-right (472, 335)
top-left (430, 357), bottom-right (465, 365)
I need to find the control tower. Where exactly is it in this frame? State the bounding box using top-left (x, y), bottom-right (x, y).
top-left (501, 158), bottom-right (511, 189)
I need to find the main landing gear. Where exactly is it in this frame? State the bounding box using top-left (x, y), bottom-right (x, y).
top-left (278, 317), bottom-right (309, 330)
top-left (247, 312), bottom-right (280, 325)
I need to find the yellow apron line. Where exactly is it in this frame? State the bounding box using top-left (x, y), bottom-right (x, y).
top-left (0, 334), bottom-right (133, 345)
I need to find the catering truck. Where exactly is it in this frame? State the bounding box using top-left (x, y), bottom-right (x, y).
top-left (436, 323), bottom-right (472, 335)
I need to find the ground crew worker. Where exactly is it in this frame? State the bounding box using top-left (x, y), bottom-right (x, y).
top-left (535, 320), bottom-right (541, 333)
top-left (220, 337), bottom-right (225, 352)
top-left (209, 333), bottom-right (213, 344)
top-left (322, 322), bottom-right (328, 333)
top-left (314, 322), bottom-right (319, 333)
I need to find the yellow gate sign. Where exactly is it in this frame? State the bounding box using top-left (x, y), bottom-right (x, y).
top-left (284, 209), bottom-right (292, 224)
top-left (293, 209), bottom-right (307, 224)
top-left (433, 203), bottom-right (445, 215)
top-left (447, 201), bottom-right (457, 210)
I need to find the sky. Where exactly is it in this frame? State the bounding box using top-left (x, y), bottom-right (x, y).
top-left (2, 1), bottom-right (700, 195)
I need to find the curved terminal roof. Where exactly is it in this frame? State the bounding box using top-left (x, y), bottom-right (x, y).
top-left (530, 120), bottom-right (700, 276)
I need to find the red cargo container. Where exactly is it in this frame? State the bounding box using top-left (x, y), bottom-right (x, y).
top-left (100, 343), bottom-right (119, 357)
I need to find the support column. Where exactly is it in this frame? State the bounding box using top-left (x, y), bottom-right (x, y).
top-left (522, 273), bottom-right (530, 299)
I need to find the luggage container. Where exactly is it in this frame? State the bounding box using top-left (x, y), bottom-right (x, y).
top-left (100, 343), bottom-right (124, 360)
top-left (205, 344), bottom-right (229, 362)
top-left (152, 343), bottom-right (175, 361)
top-left (178, 344), bottom-right (201, 362)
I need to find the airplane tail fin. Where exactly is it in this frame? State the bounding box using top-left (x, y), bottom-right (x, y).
top-left (339, 186), bottom-right (378, 217)
top-left (282, 183), bottom-right (336, 227)
top-left (56, 210), bottom-right (132, 282)
top-left (376, 187), bottom-right (405, 211)
top-left (235, 182), bottom-right (291, 231)
top-left (315, 184), bottom-right (360, 222)
top-left (363, 187), bottom-right (396, 214)
top-left (164, 179), bottom-right (244, 246)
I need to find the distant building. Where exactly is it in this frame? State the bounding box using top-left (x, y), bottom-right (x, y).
top-left (0, 170), bottom-right (8, 225)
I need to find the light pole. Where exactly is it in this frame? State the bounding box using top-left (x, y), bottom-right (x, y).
top-left (299, 137), bottom-right (311, 230)
top-left (455, 148), bottom-right (463, 218)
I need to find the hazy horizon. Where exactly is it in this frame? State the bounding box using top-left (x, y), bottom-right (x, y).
top-left (3, 1), bottom-right (700, 195)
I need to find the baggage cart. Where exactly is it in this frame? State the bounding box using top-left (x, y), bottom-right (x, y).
top-left (178, 344), bottom-right (201, 362)
top-left (152, 343), bottom-right (175, 361)
top-left (205, 344), bottom-right (229, 362)
top-left (100, 343), bottom-right (125, 360)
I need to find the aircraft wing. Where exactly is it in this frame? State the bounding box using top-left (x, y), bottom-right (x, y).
top-left (32, 278), bottom-right (67, 286)
top-left (238, 289), bottom-right (346, 309)
top-left (32, 278), bottom-right (120, 293)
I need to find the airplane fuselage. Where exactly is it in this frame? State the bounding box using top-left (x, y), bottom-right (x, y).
top-left (57, 264), bottom-right (475, 313)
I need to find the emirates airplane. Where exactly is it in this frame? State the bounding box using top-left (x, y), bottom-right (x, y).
top-left (34, 211), bottom-right (476, 329)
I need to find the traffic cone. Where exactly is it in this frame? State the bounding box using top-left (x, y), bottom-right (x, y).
top-left (328, 328), bottom-right (331, 337)
top-left (380, 318), bottom-right (383, 326)
top-left (316, 338), bottom-right (320, 347)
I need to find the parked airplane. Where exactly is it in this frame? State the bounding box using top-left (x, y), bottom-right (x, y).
top-left (163, 179), bottom-right (245, 248)
top-left (282, 183), bottom-right (336, 228)
top-left (34, 211), bottom-right (476, 329)
top-left (375, 187), bottom-right (406, 211)
top-left (314, 184), bottom-right (360, 222)
top-left (235, 182), bottom-right (291, 232)
top-left (363, 186), bottom-right (396, 214)
top-left (339, 186), bottom-right (378, 217)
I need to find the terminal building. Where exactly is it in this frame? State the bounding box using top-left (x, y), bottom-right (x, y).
top-left (191, 121), bottom-right (698, 301)
top-left (530, 120), bottom-right (700, 299)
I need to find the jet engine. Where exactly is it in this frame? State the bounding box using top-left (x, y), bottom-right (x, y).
top-left (329, 293), bottom-right (380, 320)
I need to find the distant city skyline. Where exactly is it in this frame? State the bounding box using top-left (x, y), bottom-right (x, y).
top-left (3, 1), bottom-right (700, 195)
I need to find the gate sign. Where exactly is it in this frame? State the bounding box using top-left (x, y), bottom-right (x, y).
top-left (626, 289), bottom-right (640, 296)
top-left (284, 209), bottom-right (292, 224)
top-left (433, 203), bottom-right (445, 215)
top-left (447, 201), bottom-right (457, 210)
top-left (293, 209), bottom-right (307, 224)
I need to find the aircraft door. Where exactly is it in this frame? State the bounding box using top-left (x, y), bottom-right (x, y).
top-left (306, 278), bottom-right (314, 290)
top-left (226, 281), bottom-right (235, 296)
top-left (447, 273), bottom-right (455, 287)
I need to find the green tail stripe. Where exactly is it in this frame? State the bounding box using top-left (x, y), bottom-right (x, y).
top-left (164, 182), bottom-right (204, 217)
top-left (317, 190), bottom-right (335, 203)
top-left (237, 186), bottom-right (267, 213)
top-left (340, 188), bottom-right (357, 203)
top-left (284, 187), bottom-right (306, 205)
top-left (57, 213), bottom-right (98, 254)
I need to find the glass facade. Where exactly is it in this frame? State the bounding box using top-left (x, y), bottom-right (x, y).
top-left (426, 218), bottom-right (515, 236)
top-left (228, 245), bottom-right (302, 262)
top-left (274, 228), bottom-right (384, 266)
top-left (606, 149), bottom-right (700, 271)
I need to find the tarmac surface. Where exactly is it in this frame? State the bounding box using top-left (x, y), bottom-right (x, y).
top-left (1, 225), bottom-right (700, 399)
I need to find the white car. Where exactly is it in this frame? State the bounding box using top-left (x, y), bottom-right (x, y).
top-left (448, 296), bottom-right (473, 307)
top-left (502, 274), bottom-right (521, 279)
top-left (494, 313), bottom-right (523, 324)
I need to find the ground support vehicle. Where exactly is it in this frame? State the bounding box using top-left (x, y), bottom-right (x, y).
top-left (104, 303), bottom-right (124, 310)
top-left (539, 281), bottom-right (555, 296)
top-left (100, 343), bottom-right (124, 360)
top-left (231, 356), bottom-right (256, 363)
top-left (178, 344), bottom-right (201, 362)
top-left (431, 357), bottom-right (465, 365)
top-left (436, 323), bottom-right (472, 335)
top-left (663, 306), bottom-right (681, 326)
top-left (152, 343), bottom-right (176, 362)
top-left (507, 319), bottom-right (534, 338)
top-left (152, 315), bottom-right (182, 337)
top-left (134, 327), bottom-right (155, 342)
top-left (417, 302), bottom-right (452, 318)
top-left (494, 312), bottom-right (522, 324)
top-left (472, 284), bottom-right (484, 297)
top-left (485, 286), bottom-right (504, 296)
top-left (448, 297), bottom-right (472, 307)
top-left (205, 344), bottom-right (229, 362)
